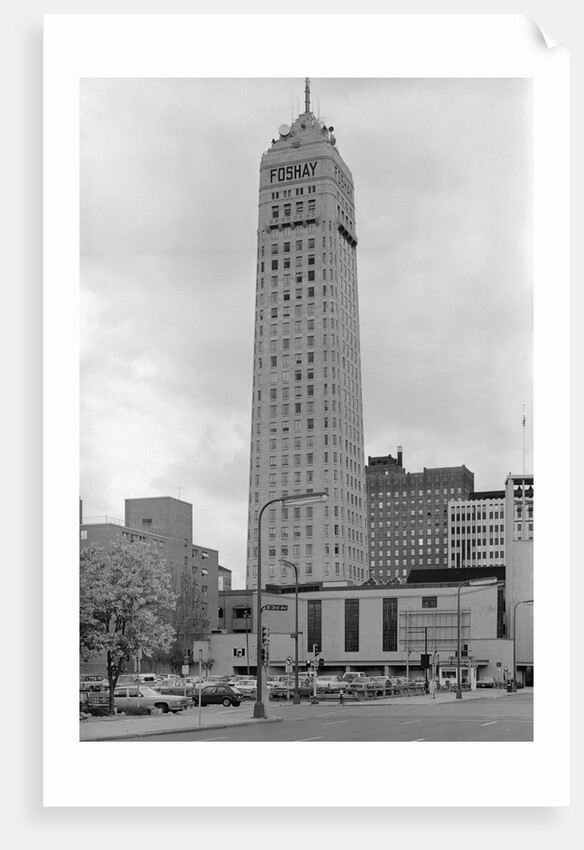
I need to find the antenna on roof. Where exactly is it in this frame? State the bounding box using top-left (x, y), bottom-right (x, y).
top-left (305, 77), bottom-right (311, 113)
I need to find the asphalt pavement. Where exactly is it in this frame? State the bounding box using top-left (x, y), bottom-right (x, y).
top-left (80, 686), bottom-right (525, 742)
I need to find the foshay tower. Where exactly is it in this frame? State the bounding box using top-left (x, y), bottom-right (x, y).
top-left (246, 79), bottom-right (367, 589)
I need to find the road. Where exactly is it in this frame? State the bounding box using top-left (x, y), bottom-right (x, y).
top-left (128, 692), bottom-right (533, 742)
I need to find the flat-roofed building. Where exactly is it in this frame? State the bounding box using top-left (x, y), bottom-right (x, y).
top-left (447, 490), bottom-right (506, 569)
top-left (366, 448), bottom-right (474, 580)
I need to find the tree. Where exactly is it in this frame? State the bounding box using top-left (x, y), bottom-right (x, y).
top-left (80, 541), bottom-right (177, 714)
top-left (167, 568), bottom-right (210, 674)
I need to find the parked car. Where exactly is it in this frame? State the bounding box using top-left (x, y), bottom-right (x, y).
top-left (153, 679), bottom-right (196, 698)
top-left (79, 674), bottom-right (106, 692)
top-left (116, 673), bottom-right (159, 686)
top-left (113, 685), bottom-right (191, 714)
top-left (315, 676), bottom-right (347, 693)
top-left (184, 676), bottom-right (207, 688)
top-left (267, 676), bottom-right (290, 688)
top-left (368, 677), bottom-right (392, 694)
top-left (228, 678), bottom-right (257, 698)
top-left (341, 672), bottom-right (368, 683)
top-left (192, 684), bottom-right (242, 707)
top-left (347, 677), bottom-right (373, 693)
top-left (477, 676), bottom-right (496, 688)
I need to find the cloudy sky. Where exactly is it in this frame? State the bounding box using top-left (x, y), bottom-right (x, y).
top-left (80, 77), bottom-right (533, 588)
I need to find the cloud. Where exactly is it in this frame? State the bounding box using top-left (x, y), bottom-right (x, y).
top-left (80, 78), bottom-right (533, 588)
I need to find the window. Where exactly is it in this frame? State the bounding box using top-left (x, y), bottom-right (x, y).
top-left (345, 599), bottom-right (359, 652)
top-left (307, 600), bottom-right (322, 655)
top-left (422, 597), bottom-right (438, 609)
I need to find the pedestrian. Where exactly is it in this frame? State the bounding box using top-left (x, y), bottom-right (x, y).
top-left (339, 690), bottom-right (345, 706)
top-left (429, 678), bottom-right (437, 700)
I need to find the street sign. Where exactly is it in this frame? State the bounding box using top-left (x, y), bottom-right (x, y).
top-left (286, 656), bottom-right (293, 665)
top-left (285, 665), bottom-right (293, 673)
top-left (496, 661), bottom-right (502, 667)
top-left (181, 665), bottom-right (189, 676)
top-left (263, 604), bottom-right (288, 611)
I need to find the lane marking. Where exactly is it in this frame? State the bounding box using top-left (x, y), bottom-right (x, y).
top-left (399, 720), bottom-right (421, 726)
top-left (198, 736), bottom-right (229, 741)
top-left (297, 736), bottom-right (323, 741)
top-left (323, 721), bottom-right (348, 726)
top-left (480, 721), bottom-right (498, 727)
top-left (412, 739), bottom-right (426, 742)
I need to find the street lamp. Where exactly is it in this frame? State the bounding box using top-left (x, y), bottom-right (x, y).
top-left (512, 599), bottom-right (533, 692)
top-left (244, 611), bottom-right (251, 677)
top-left (279, 558), bottom-right (300, 704)
top-left (253, 491), bottom-right (328, 719)
top-left (456, 577), bottom-right (502, 700)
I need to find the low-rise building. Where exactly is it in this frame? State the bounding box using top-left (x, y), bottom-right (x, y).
top-left (201, 566), bottom-right (523, 685)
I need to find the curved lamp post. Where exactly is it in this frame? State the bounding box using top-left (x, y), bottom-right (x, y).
top-left (279, 558), bottom-right (300, 704)
top-left (456, 577), bottom-right (503, 700)
top-left (512, 599), bottom-right (533, 692)
top-left (253, 491), bottom-right (328, 719)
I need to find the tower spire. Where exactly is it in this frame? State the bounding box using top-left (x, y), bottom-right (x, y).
top-left (304, 77), bottom-right (311, 113)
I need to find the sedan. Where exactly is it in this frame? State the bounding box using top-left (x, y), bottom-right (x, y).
top-left (229, 678), bottom-right (258, 698)
top-left (79, 674), bottom-right (106, 692)
top-left (113, 685), bottom-right (190, 714)
top-left (368, 677), bottom-right (392, 694)
top-left (476, 676), bottom-right (496, 688)
top-left (347, 678), bottom-right (373, 693)
top-left (315, 676), bottom-right (347, 693)
top-left (153, 679), bottom-right (196, 698)
top-left (192, 684), bottom-right (242, 707)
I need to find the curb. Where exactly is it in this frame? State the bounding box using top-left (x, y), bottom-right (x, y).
top-left (81, 715), bottom-right (283, 742)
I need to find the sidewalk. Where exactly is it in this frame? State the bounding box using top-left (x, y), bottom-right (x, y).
top-left (80, 687), bottom-right (524, 741)
top-left (80, 705), bottom-right (282, 741)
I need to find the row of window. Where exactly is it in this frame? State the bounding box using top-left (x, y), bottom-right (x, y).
top-left (369, 488), bottom-right (464, 498)
top-left (271, 200), bottom-right (317, 219)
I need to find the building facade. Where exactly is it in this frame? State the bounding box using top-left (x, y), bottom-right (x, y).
top-left (246, 80), bottom-right (367, 589)
top-left (205, 574), bottom-right (515, 684)
top-left (366, 449), bottom-right (475, 580)
top-left (447, 490), bottom-right (506, 569)
top-left (80, 496), bottom-right (220, 631)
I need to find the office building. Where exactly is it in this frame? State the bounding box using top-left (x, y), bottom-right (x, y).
top-left (246, 79), bottom-right (367, 589)
top-left (80, 496), bottom-right (219, 631)
top-left (447, 490), bottom-right (506, 569)
top-left (366, 448), bottom-right (474, 579)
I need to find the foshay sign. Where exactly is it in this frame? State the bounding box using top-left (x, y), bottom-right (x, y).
top-left (269, 162), bottom-right (317, 183)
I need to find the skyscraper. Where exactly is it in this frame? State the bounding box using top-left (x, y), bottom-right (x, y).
top-left (246, 80), bottom-right (367, 589)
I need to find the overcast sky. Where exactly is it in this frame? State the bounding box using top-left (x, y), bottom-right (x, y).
top-left (80, 77), bottom-right (533, 588)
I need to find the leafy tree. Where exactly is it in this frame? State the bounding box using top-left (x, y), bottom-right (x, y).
top-left (167, 568), bottom-right (210, 674)
top-left (80, 541), bottom-right (177, 714)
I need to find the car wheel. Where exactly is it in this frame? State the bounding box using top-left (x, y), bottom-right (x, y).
top-left (154, 703), bottom-right (169, 714)
top-left (222, 697), bottom-right (232, 707)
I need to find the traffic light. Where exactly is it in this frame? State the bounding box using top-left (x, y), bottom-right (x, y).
top-left (318, 657), bottom-right (324, 667)
top-left (261, 645), bottom-right (269, 664)
top-left (420, 653), bottom-right (430, 670)
top-left (261, 625), bottom-right (270, 646)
